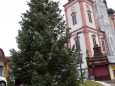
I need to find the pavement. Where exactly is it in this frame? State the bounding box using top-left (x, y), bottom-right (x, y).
top-left (94, 80), bottom-right (115, 86)
top-left (96, 81), bottom-right (112, 86)
top-left (102, 80), bottom-right (115, 86)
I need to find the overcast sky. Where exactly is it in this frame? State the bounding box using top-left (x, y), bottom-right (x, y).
top-left (0, 0), bottom-right (114, 56)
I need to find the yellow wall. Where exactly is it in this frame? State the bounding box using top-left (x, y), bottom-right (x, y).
top-left (109, 65), bottom-right (115, 80)
top-left (4, 62), bottom-right (9, 78)
top-left (112, 66), bottom-right (115, 70)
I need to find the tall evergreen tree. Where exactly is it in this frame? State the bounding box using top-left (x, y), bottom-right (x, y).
top-left (10, 0), bottom-right (81, 85)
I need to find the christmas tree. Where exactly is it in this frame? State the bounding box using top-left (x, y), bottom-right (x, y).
top-left (10, 0), bottom-right (81, 85)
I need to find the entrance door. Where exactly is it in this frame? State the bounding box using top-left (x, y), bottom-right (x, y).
top-left (94, 65), bottom-right (110, 80)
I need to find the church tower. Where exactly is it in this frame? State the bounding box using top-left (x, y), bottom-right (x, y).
top-left (64, 0), bottom-right (106, 69)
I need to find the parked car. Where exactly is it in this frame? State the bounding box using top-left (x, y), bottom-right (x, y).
top-left (0, 76), bottom-right (7, 86)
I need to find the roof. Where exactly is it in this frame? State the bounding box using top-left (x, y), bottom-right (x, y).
top-left (0, 48), bottom-right (5, 58)
top-left (63, 0), bottom-right (74, 7)
top-left (5, 56), bottom-right (12, 61)
top-left (0, 48), bottom-right (10, 62)
top-left (63, 0), bottom-right (93, 7)
top-left (107, 8), bottom-right (115, 15)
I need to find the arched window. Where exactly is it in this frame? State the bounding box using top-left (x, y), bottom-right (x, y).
top-left (87, 11), bottom-right (92, 23)
top-left (74, 36), bottom-right (81, 51)
top-left (86, 4), bottom-right (92, 23)
top-left (71, 12), bottom-right (77, 25)
top-left (92, 34), bottom-right (96, 46)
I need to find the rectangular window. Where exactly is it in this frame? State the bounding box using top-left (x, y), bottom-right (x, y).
top-left (88, 12), bottom-right (92, 23)
top-left (72, 15), bottom-right (77, 25)
top-left (75, 38), bottom-right (81, 51)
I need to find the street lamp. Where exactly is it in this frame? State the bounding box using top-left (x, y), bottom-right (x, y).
top-left (75, 31), bottom-right (83, 83)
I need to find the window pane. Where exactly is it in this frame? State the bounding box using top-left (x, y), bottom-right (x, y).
top-left (75, 38), bottom-right (81, 51)
top-left (74, 15), bottom-right (77, 24)
top-left (72, 15), bottom-right (77, 25)
top-left (92, 37), bottom-right (96, 46)
top-left (88, 13), bottom-right (92, 23)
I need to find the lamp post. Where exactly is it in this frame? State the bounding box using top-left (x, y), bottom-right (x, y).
top-left (75, 32), bottom-right (83, 83)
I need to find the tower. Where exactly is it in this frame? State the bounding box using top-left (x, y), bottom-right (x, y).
top-left (94, 0), bottom-right (115, 56)
top-left (93, 0), bottom-right (115, 80)
top-left (64, 0), bottom-right (106, 69)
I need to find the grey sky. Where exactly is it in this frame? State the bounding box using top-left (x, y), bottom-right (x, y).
top-left (0, 0), bottom-right (114, 56)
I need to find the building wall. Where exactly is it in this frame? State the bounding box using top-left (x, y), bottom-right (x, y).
top-left (108, 65), bottom-right (115, 80)
top-left (94, 0), bottom-right (115, 55)
top-left (83, 2), bottom-right (96, 29)
top-left (79, 33), bottom-right (87, 68)
top-left (99, 35), bottom-right (107, 54)
top-left (66, 2), bottom-right (82, 33)
top-left (109, 17), bottom-right (115, 29)
top-left (70, 30), bottom-right (105, 69)
top-left (0, 49), bottom-right (10, 78)
top-left (70, 32), bottom-right (87, 69)
top-left (64, 0), bottom-right (107, 69)
top-left (89, 32), bottom-right (99, 56)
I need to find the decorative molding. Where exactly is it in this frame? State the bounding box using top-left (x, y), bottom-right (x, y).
top-left (71, 6), bottom-right (76, 12)
top-left (71, 12), bottom-right (77, 16)
top-left (87, 10), bottom-right (91, 13)
top-left (91, 34), bottom-right (96, 37)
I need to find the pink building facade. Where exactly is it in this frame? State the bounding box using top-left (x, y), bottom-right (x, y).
top-left (64, 0), bottom-right (115, 80)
